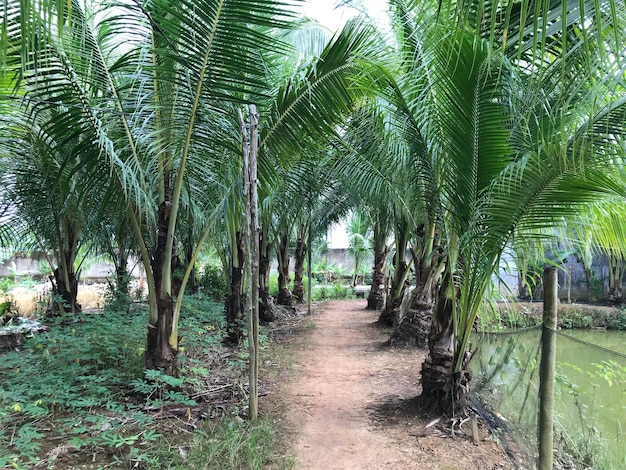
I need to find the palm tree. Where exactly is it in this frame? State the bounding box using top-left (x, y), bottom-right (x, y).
top-left (5, 0), bottom-right (381, 372)
top-left (415, 2), bottom-right (626, 411)
top-left (0, 109), bottom-right (110, 315)
top-left (345, 212), bottom-right (372, 287)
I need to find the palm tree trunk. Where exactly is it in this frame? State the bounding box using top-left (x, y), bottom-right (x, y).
top-left (277, 233), bottom-right (292, 306)
top-left (378, 229), bottom-right (409, 325)
top-left (392, 242), bottom-right (442, 346)
top-left (608, 252), bottom-right (623, 302)
top-left (392, 221), bottom-right (444, 345)
top-left (367, 238), bottom-right (388, 310)
top-left (258, 230), bottom-right (275, 321)
top-left (185, 237), bottom-right (199, 294)
top-left (293, 225), bottom-right (307, 303)
top-left (146, 201), bottom-right (178, 375)
top-left (259, 232), bottom-right (271, 297)
top-left (226, 231), bottom-right (245, 342)
top-left (48, 225), bottom-right (81, 315)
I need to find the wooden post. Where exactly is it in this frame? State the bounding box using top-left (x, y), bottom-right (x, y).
top-left (307, 218), bottom-right (312, 315)
top-left (249, 105), bottom-right (260, 421)
top-left (240, 105), bottom-right (260, 421)
top-left (538, 266), bottom-right (558, 469)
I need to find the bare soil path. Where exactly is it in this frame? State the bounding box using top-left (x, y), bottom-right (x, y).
top-left (268, 299), bottom-right (512, 470)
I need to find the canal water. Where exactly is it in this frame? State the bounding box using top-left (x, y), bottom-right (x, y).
top-left (473, 328), bottom-right (626, 469)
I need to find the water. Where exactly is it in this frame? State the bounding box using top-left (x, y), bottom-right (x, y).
top-left (473, 329), bottom-right (626, 468)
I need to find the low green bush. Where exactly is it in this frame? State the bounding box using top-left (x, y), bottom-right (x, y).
top-left (197, 265), bottom-right (228, 301)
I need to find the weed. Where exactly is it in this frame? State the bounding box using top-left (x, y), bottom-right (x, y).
top-left (165, 416), bottom-right (295, 470)
top-left (197, 264), bottom-right (228, 301)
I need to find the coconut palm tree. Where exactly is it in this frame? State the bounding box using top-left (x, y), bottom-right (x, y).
top-left (414, 2), bottom-right (626, 411)
top-left (0, 105), bottom-right (114, 315)
top-left (4, 0), bottom-right (281, 372)
top-left (345, 212), bottom-right (372, 287)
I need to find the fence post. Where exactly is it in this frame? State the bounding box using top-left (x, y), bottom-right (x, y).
top-left (538, 266), bottom-right (558, 469)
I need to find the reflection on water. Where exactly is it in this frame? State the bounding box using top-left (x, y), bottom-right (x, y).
top-left (473, 329), bottom-right (626, 468)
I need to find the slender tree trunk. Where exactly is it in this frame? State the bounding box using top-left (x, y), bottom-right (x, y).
top-left (226, 231), bottom-right (245, 342)
top-left (378, 229), bottom-right (409, 325)
top-left (145, 201), bottom-right (178, 375)
top-left (114, 248), bottom-right (130, 297)
top-left (293, 225), bottom-right (307, 303)
top-left (378, 259), bottom-right (407, 325)
top-left (351, 259), bottom-right (359, 288)
top-left (277, 233), bottom-right (292, 306)
top-left (258, 229), bottom-right (275, 321)
top-left (241, 104), bottom-right (260, 420)
top-left (608, 252), bottom-right (623, 302)
top-left (48, 226), bottom-right (81, 315)
top-left (185, 241), bottom-right (199, 294)
top-left (367, 238), bottom-right (388, 310)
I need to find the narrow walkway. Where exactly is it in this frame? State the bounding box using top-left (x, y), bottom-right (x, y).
top-left (281, 300), bottom-right (511, 470)
top-left (286, 300), bottom-right (422, 469)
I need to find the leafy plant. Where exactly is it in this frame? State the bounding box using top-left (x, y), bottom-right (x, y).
top-left (165, 417), bottom-right (294, 470)
top-left (198, 264), bottom-right (228, 301)
top-left (130, 369), bottom-right (196, 408)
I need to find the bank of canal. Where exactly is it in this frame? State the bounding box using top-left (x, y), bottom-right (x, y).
top-left (473, 328), bottom-right (625, 469)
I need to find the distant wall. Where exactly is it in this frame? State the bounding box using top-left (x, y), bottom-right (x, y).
top-left (5, 249), bottom-right (619, 300)
top-left (0, 252), bottom-right (145, 282)
top-left (497, 253), bottom-right (620, 302)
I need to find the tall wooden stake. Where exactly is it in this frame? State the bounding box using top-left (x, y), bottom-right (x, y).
top-left (307, 215), bottom-right (312, 315)
top-left (538, 266), bottom-right (558, 469)
top-left (240, 105), bottom-right (260, 421)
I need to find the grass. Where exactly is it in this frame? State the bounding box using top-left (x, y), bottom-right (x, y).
top-left (479, 301), bottom-right (626, 331)
top-left (0, 292), bottom-right (291, 469)
top-left (165, 416), bottom-right (296, 470)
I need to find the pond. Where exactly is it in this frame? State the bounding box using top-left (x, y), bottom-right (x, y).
top-left (473, 328), bottom-right (626, 469)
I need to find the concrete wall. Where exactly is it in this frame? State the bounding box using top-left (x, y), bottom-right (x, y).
top-left (3, 249), bottom-right (620, 301)
top-left (497, 253), bottom-right (619, 302)
top-left (0, 252), bottom-right (145, 282)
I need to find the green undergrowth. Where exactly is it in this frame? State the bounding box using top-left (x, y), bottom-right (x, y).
top-left (165, 416), bottom-right (295, 469)
top-left (0, 294), bottom-right (288, 469)
top-left (267, 274), bottom-right (357, 302)
top-left (479, 302), bottom-right (626, 331)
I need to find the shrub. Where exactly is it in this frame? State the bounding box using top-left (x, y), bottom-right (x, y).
top-left (198, 265), bottom-right (228, 301)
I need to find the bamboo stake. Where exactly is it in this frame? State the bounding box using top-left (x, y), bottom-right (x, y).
top-left (249, 105), bottom-right (260, 421)
top-left (239, 106), bottom-right (258, 421)
top-left (308, 216), bottom-right (312, 315)
top-left (538, 266), bottom-right (558, 470)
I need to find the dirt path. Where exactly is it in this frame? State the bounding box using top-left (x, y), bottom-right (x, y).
top-left (270, 300), bottom-right (512, 470)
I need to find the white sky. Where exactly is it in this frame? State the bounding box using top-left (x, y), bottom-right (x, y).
top-left (299, 0), bottom-right (389, 33)
top-left (297, 2), bottom-right (390, 250)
